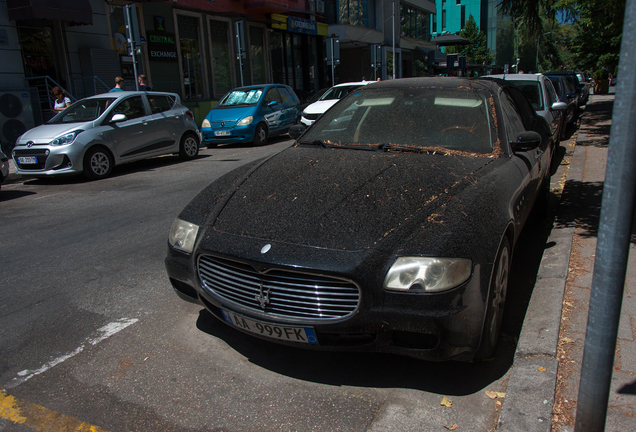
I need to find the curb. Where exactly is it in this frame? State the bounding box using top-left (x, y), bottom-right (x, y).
top-left (497, 112), bottom-right (589, 431)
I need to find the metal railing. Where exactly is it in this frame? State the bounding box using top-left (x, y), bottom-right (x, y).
top-left (25, 76), bottom-right (76, 123)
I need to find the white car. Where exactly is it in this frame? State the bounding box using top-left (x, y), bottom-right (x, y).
top-left (486, 73), bottom-right (568, 144)
top-left (300, 81), bottom-right (373, 126)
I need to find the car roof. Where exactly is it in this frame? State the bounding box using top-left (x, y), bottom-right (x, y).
top-left (486, 74), bottom-right (544, 82)
top-left (359, 77), bottom-right (504, 93)
top-left (333, 81), bottom-right (373, 87)
top-left (85, 91), bottom-right (180, 100)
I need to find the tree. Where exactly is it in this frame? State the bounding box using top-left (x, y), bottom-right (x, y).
top-left (445, 15), bottom-right (494, 65)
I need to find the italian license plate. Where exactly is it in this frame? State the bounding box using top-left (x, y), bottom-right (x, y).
top-left (18, 156), bottom-right (37, 164)
top-left (214, 130), bottom-right (231, 136)
top-left (221, 310), bottom-right (317, 344)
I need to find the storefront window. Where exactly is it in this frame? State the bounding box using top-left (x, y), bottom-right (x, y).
top-left (400, 6), bottom-right (430, 40)
top-left (209, 20), bottom-right (232, 97)
top-left (178, 15), bottom-right (203, 100)
top-left (249, 26), bottom-right (266, 84)
top-left (17, 26), bottom-right (59, 82)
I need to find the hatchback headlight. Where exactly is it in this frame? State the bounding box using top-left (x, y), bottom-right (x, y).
top-left (237, 116), bottom-right (253, 126)
top-left (384, 257), bottom-right (472, 293)
top-left (169, 218), bottom-right (199, 254)
top-left (49, 130), bottom-right (83, 147)
top-left (201, 119), bottom-right (211, 128)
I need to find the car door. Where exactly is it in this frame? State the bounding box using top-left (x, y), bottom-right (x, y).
top-left (278, 86), bottom-right (300, 129)
top-left (107, 95), bottom-right (155, 160)
top-left (543, 78), bottom-right (562, 142)
top-left (499, 89), bottom-right (544, 230)
top-left (261, 87), bottom-right (285, 134)
top-left (148, 94), bottom-right (180, 151)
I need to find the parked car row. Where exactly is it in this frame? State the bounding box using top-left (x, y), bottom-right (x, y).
top-left (165, 77), bottom-right (558, 362)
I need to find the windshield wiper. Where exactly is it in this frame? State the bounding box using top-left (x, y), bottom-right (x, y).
top-left (377, 143), bottom-right (447, 155)
top-left (299, 140), bottom-right (377, 151)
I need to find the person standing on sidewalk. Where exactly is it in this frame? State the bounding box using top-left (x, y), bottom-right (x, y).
top-left (109, 77), bottom-right (125, 93)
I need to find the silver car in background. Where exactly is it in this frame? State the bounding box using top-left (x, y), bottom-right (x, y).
top-left (12, 91), bottom-right (200, 180)
top-left (0, 149), bottom-right (9, 190)
top-left (486, 73), bottom-right (568, 143)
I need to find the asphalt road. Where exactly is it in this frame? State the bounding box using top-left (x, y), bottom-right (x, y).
top-left (0, 136), bottom-right (564, 432)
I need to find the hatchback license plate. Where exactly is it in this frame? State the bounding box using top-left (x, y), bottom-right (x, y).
top-left (221, 310), bottom-right (317, 344)
top-left (214, 130), bottom-right (231, 136)
top-left (18, 156), bottom-right (37, 164)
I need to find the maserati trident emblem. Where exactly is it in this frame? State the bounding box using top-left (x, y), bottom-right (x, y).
top-left (255, 282), bottom-right (270, 309)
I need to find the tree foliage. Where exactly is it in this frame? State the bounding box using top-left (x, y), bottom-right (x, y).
top-left (445, 15), bottom-right (494, 65)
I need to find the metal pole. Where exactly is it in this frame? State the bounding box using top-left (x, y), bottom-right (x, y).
top-left (124, 6), bottom-right (139, 91)
top-left (574, 1), bottom-right (636, 430)
top-left (392, 0), bottom-right (395, 79)
top-left (331, 39), bottom-right (335, 86)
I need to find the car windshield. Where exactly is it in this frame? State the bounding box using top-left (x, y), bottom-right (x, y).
top-left (506, 81), bottom-right (544, 110)
top-left (548, 77), bottom-right (563, 94)
top-left (49, 98), bottom-right (115, 124)
top-left (320, 85), bottom-right (363, 101)
top-left (301, 87), bottom-right (496, 155)
top-left (217, 88), bottom-right (264, 107)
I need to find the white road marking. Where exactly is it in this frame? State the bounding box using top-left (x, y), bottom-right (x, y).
top-left (5, 317), bottom-right (138, 389)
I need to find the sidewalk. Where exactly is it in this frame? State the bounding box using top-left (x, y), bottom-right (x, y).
top-left (498, 90), bottom-right (636, 431)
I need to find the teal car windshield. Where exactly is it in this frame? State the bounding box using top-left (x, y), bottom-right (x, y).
top-left (217, 88), bottom-right (264, 107)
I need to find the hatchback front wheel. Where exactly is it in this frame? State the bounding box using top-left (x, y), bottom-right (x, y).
top-left (84, 147), bottom-right (113, 180)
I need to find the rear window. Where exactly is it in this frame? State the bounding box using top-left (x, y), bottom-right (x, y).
top-left (302, 87), bottom-right (496, 154)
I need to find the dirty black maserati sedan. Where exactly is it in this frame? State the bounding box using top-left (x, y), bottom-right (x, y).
top-left (165, 77), bottom-right (552, 362)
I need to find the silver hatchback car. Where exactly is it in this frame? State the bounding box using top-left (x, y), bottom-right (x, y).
top-left (12, 91), bottom-right (200, 180)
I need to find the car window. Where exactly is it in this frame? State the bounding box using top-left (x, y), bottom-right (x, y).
top-left (301, 87), bottom-right (496, 154)
top-left (53, 98), bottom-right (115, 124)
top-left (545, 80), bottom-right (558, 106)
top-left (499, 92), bottom-right (526, 142)
top-left (217, 88), bottom-right (264, 107)
top-left (548, 77), bottom-right (562, 95)
top-left (504, 86), bottom-right (536, 131)
top-left (504, 81), bottom-right (543, 111)
top-left (277, 87), bottom-right (292, 104)
top-left (148, 95), bottom-right (174, 114)
top-left (111, 96), bottom-right (146, 121)
top-left (320, 85), bottom-right (363, 101)
top-left (263, 88), bottom-right (282, 106)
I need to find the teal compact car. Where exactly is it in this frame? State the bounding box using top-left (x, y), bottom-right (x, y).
top-left (201, 84), bottom-right (301, 147)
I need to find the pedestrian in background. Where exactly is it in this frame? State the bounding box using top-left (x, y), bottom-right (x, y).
top-left (109, 77), bottom-right (125, 92)
top-left (138, 74), bottom-right (152, 91)
top-left (51, 87), bottom-right (71, 113)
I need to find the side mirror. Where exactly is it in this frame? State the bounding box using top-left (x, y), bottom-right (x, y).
top-left (289, 124), bottom-right (306, 140)
top-left (111, 113), bottom-right (127, 123)
top-left (268, 100), bottom-right (279, 107)
top-left (511, 131), bottom-right (542, 152)
top-left (551, 101), bottom-right (568, 111)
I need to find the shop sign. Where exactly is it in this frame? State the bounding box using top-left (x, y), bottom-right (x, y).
top-left (147, 31), bottom-right (178, 61)
top-left (287, 16), bottom-right (317, 35)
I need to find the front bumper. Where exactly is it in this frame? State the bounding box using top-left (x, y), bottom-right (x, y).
top-left (201, 125), bottom-right (255, 144)
top-left (12, 144), bottom-right (83, 176)
top-left (165, 244), bottom-right (490, 362)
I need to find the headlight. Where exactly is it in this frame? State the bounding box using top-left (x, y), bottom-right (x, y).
top-left (49, 130), bottom-right (83, 147)
top-left (384, 257), bottom-right (472, 293)
top-left (201, 119), bottom-right (211, 128)
top-left (237, 116), bottom-right (253, 126)
top-left (169, 218), bottom-right (200, 254)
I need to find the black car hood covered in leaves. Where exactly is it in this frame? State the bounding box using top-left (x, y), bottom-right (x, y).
top-left (208, 146), bottom-right (495, 251)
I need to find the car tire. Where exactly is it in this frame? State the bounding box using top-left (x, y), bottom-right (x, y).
top-left (83, 147), bottom-right (113, 180)
top-left (475, 236), bottom-right (511, 360)
top-left (179, 133), bottom-right (200, 160)
top-left (253, 123), bottom-right (268, 146)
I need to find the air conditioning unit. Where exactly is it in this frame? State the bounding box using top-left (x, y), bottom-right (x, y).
top-left (0, 90), bottom-right (35, 154)
top-left (316, 0), bottom-right (325, 14)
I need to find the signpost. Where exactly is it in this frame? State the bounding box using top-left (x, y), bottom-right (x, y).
top-left (123, 4), bottom-right (141, 90)
top-left (235, 20), bottom-right (246, 87)
top-left (326, 38), bottom-right (340, 85)
top-left (370, 44), bottom-right (382, 80)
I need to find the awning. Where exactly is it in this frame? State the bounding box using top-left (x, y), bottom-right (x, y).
top-left (431, 34), bottom-right (473, 47)
top-left (6, 0), bottom-right (93, 26)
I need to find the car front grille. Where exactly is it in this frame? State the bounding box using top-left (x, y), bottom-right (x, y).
top-left (302, 113), bottom-right (321, 121)
top-left (13, 148), bottom-right (48, 170)
top-left (198, 255), bottom-right (360, 321)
